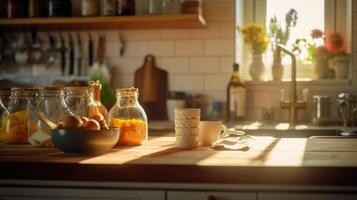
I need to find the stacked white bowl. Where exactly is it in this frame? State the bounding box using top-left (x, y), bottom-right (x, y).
top-left (174, 108), bottom-right (201, 149)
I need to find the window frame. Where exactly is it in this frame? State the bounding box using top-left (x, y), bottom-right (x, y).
top-left (235, 0), bottom-right (353, 82)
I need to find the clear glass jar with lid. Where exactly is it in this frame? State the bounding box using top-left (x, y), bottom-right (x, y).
top-left (62, 86), bottom-right (89, 117)
top-left (28, 87), bottom-right (65, 147)
top-left (0, 88), bottom-right (39, 144)
top-left (109, 88), bottom-right (147, 146)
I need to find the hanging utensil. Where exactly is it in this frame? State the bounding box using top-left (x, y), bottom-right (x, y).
top-left (59, 32), bottom-right (66, 76)
top-left (88, 32), bottom-right (94, 67)
top-left (68, 33), bottom-right (75, 76)
top-left (76, 32), bottom-right (85, 76)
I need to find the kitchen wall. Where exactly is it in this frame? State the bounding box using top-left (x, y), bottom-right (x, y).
top-left (2, 0), bottom-right (357, 122)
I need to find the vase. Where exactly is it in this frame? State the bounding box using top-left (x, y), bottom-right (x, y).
top-left (272, 48), bottom-right (283, 81)
top-left (329, 57), bottom-right (349, 79)
top-left (314, 56), bottom-right (330, 80)
top-left (249, 54), bottom-right (265, 81)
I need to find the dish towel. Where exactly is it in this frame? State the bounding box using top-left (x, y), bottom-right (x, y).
top-left (211, 130), bottom-right (255, 151)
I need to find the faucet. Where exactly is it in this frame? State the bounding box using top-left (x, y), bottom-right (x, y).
top-left (277, 44), bottom-right (307, 126)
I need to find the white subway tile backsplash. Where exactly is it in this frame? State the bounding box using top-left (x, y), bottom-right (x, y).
top-left (105, 40), bottom-right (121, 58)
top-left (172, 75), bottom-right (204, 91)
top-left (219, 56), bottom-right (234, 73)
top-left (190, 57), bottom-right (219, 74)
top-left (123, 41), bottom-right (147, 57)
top-left (204, 39), bottom-right (234, 56)
top-left (110, 57), bottom-right (142, 74)
top-left (190, 22), bottom-right (220, 39)
top-left (204, 74), bottom-right (230, 92)
top-left (147, 41), bottom-right (175, 56)
top-left (157, 57), bottom-right (190, 74)
top-left (220, 21), bottom-right (235, 38)
top-left (175, 40), bottom-right (205, 56)
top-left (112, 74), bottom-right (134, 88)
top-left (122, 29), bottom-right (161, 40)
top-left (161, 29), bottom-right (190, 40)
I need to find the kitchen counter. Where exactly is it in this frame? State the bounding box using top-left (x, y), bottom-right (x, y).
top-left (1, 135), bottom-right (357, 187)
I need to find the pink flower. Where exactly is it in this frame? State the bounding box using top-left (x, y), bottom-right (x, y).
top-left (326, 33), bottom-right (345, 53)
top-left (310, 29), bottom-right (323, 39)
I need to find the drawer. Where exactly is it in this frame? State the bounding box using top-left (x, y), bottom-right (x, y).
top-left (167, 191), bottom-right (256, 200)
top-left (0, 187), bottom-right (165, 200)
top-left (258, 192), bottom-right (357, 200)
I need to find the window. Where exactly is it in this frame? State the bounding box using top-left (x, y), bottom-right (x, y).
top-left (236, 0), bottom-right (352, 81)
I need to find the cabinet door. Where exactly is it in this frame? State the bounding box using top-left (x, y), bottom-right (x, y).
top-left (258, 192), bottom-right (357, 200)
top-left (0, 187), bottom-right (165, 200)
top-left (167, 191), bottom-right (256, 200)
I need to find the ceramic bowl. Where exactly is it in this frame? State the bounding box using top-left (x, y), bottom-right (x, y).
top-left (51, 128), bottom-right (120, 155)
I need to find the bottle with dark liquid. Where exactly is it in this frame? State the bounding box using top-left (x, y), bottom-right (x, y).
top-left (227, 63), bottom-right (246, 122)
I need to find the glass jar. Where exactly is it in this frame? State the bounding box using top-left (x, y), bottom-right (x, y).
top-left (29, 0), bottom-right (45, 17)
top-left (47, 0), bottom-right (71, 17)
top-left (100, 0), bottom-right (117, 16)
top-left (81, 0), bottom-right (99, 16)
top-left (109, 88), bottom-right (147, 146)
top-left (117, 0), bottom-right (135, 16)
top-left (0, 88), bottom-right (39, 144)
top-left (148, 0), bottom-right (161, 15)
top-left (88, 81), bottom-right (108, 120)
top-left (6, 0), bottom-right (28, 18)
top-left (28, 87), bottom-right (64, 147)
top-left (161, 0), bottom-right (181, 15)
top-left (63, 87), bottom-right (88, 117)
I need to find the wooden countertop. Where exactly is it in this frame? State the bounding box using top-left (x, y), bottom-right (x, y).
top-left (1, 136), bottom-right (357, 186)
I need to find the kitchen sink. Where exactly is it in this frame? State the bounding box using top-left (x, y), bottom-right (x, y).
top-left (233, 122), bottom-right (357, 139)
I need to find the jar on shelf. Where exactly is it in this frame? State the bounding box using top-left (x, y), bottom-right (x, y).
top-left (0, 88), bottom-right (39, 144)
top-left (117, 0), bottom-right (135, 16)
top-left (81, 0), bottom-right (99, 16)
top-left (161, 0), bottom-right (181, 15)
top-left (29, 0), bottom-right (45, 17)
top-left (47, 0), bottom-right (71, 17)
top-left (28, 87), bottom-right (64, 147)
top-left (62, 87), bottom-right (89, 117)
top-left (109, 88), bottom-right (147, 146)
top-left (0, 89), bottom-right (11, 142)
top-left (100, 0), bottom-right (117, 16)
top-left (6, 0), bottom-right (28, 18)
top-left (148, 0), bottom-right (161, 15)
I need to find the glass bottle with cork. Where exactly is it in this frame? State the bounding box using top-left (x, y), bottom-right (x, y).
top-left (227, 63), bottom-right (246, 123)
top-left (88, 80), bottom-right (109, 122)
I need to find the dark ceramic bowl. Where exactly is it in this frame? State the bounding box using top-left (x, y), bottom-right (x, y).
top-left (51, 128), bottom-right (120, 155)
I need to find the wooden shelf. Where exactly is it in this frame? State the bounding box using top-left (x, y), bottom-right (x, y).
top-left (0, 14), bottom-right (207, 31)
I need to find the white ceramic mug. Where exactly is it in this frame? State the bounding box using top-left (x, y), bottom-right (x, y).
top-left (198, 121), bottom-right (227, 146)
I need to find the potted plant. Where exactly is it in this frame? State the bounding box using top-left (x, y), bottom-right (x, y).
top-left (268, 9), bottom-right (298, 81)
top-left (240, 24), bottom-right (269, 81)
top-left (326, 33), bottom-right (350, 79)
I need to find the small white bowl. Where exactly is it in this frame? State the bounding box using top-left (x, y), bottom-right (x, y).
top-left (176, 135), bottom-right (199, 149)
top-left (174, 108), bottom-right (201, 119)
top-left (174, 119), bottom-right (200, 128)
top-left (175, 127), bottom-right (199, 136)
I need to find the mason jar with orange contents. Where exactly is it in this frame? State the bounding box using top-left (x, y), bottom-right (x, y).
top-left (0, 88), bottom-right (39, 144)
top-left (109, 88), bottom-right (147, 146)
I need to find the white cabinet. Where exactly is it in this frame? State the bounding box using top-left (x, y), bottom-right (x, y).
top-left (258, 192), bottom-right (357, 200)
top-left (167, 191), bottom-right (256, 200)
top-left (0, 187), bottom-right (165, 200)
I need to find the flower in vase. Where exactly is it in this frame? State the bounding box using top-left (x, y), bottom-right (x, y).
top-left (326, 33), bottom-right (345, 53)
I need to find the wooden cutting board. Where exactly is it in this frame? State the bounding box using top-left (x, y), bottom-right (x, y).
top-left (134, 55), bottom-right (168, 120)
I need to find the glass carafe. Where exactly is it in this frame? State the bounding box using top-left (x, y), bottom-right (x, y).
top-left (0, 88), bottom-right (39, 144)
top-left (88, 80), bottom-right (108, 120)
top-left (28, 87), bottom-right (65, 147)
top-left (109, 88), bottom-right (147, 146)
